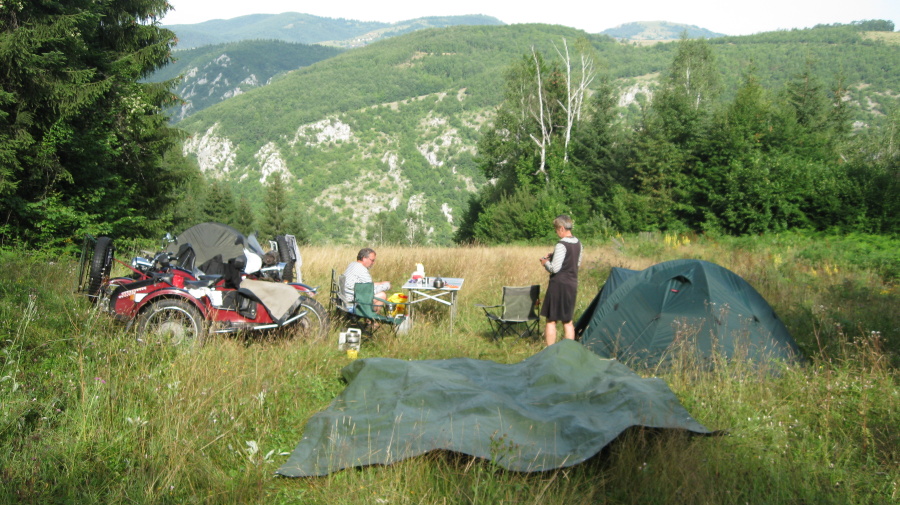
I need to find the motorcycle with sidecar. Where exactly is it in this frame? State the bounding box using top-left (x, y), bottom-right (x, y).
top-left (76, 223), bottom-right (328, 347)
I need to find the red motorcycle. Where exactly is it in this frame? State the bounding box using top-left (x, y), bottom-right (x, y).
top-left (77, 223), bottom-right (329, 346)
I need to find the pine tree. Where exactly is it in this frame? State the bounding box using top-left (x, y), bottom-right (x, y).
top-left (630, 36), bottom-right (719, 230)
top-left (254, 175), bottom-right (308, 242)
top-left (234, 196), bottom-right (255, 232)
top-left (570, 79), bottom-right (628, 194)
top-left (200, 180), bottom-right (238, 227)
top-left (0, 0), bottom-right (184, 246)
top-left (261, 176), bottom-right (286, 238)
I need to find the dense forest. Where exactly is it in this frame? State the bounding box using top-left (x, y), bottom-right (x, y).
top-left (462, 24), bottom-right (900, 242)
top-left (0, 0), bottom-right (192, 249)
top-left (1, 3), bottom-right (898, 249)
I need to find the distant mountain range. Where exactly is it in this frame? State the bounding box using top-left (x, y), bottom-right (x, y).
top-left (163, 14), bottom-right (724, 51)
top-left (163, 13), bottom-right (505, 49)
top-left (156, 16), bottom-right (725, 121)
top-left (600, 21), bottom-right (726, 40)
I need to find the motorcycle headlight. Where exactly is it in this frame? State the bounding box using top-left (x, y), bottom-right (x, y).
top-left (132, 257), bottom-right (153, 271)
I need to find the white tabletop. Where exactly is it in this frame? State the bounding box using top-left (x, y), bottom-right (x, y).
top-left (401, 277), bottom-right (464, 290)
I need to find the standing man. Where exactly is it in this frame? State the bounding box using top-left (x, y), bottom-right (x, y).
top-left (539, 215), bottom-right (583, 346)
top-left (342, 248), bottom-right (391, 308)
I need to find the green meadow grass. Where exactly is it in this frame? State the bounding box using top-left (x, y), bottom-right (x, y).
top-left (0, 234), bottom-right (897, 504)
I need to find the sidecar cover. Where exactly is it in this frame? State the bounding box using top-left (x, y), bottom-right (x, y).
top-left (167, 222), bottom-right (247, 270)
top-left (276, 340), bottom-right (712, 477)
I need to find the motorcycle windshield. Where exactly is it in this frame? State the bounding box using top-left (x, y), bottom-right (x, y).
top-left (246, 232), bottom-right (266, 256)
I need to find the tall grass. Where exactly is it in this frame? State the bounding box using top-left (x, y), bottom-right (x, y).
top-left (0, 235), bottom-right (897, 504)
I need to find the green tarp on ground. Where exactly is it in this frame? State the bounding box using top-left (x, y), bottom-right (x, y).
top-left (276, 340), bottom-right (711, 477)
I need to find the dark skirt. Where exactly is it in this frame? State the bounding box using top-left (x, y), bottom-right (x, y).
top-left (540, 277), bottom-right (577, 322)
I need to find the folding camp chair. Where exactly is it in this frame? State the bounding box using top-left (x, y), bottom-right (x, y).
top-left (329, 268), bottom-right (408, 336)
top-left (475, 285), bottom-right (541, 339)
top-left (329, 269), bottom-right (351, 314)
top-left (349, 282), bottom-right (408, 336)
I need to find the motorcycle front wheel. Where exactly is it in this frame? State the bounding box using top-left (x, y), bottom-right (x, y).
top-left (290, 296), bottom-right (329, 342)
top-left (136, 298), bottom-right (206, 347)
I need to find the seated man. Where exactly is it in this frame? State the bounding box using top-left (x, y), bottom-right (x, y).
top-left (342, 248), bottom-right (391, 310)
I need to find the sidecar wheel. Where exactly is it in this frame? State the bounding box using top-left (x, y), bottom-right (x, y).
top-left (136, 298), bottom-right (205, 347)
top-left (87, 236), bottom-right (114, 298)
top-left (291, 296), bottom-right (329, 342)
top-left (276, 235), bottom-right (295, 282)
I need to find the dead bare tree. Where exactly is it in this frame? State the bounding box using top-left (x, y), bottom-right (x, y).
top-left (556, 38), bottom-right (597, 163)
top-left (529, 46), bottom-right (552, 182)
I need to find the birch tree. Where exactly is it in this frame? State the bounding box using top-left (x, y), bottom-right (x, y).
top-left (477, 45), bottom-right (584, 189)
top-left (555, 38), bottom-right (598, 163)
top-left (529, 47), bottom-right (552, 182)
top-left (469, 40), bottom-right (605, 242)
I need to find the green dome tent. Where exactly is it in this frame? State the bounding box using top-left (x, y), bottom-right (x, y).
top-left (576, 267), bottom-right (639, 328)
top-left (578, 259), bottom-right (802, 367)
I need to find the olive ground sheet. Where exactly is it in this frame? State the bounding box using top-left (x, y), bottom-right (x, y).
top-left (276, 340), bottom-right (712, 477)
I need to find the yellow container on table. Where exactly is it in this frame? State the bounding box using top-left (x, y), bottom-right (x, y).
top-left (387, 293), bottom-right (408, 316)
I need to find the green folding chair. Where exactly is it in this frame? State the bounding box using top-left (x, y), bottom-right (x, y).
top-left (350, 282), bottom-right (408, 336)
top-left (475, 285), bottom-right (541, 339)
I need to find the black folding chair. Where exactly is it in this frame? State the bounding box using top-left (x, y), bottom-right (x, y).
top-left (329, 269), bottom-right (349, 313)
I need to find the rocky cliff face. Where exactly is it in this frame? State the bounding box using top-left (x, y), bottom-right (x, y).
top-left (171, 54), bottom-right (261, 122)
top-left (182, 89), bottom-right (491, 244)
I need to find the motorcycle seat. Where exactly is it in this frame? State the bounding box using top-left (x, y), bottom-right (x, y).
top-left (185, 275), bottom-right (222, 289)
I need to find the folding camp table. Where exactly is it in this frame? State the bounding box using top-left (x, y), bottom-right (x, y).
top-left (402, 277), bottom-right (464, 333)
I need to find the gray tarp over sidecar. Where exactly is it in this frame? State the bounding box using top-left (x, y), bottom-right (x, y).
top-left (276, 340), bottom-right (712, 477)
top-left (166, 222), bottom-right (250, 272)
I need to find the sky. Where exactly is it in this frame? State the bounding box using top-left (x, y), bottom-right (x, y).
top-left (159, 0), bottom-right (900, 37)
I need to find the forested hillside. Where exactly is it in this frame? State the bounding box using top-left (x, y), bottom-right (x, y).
top-left (178, 24), bottom-right (599, 244)
top-left (149, 13), bottom-right (507, 120)
top-left (151, 40), bottom-right (343, 121)
top-left (175, 21), bottom-right (899, 245)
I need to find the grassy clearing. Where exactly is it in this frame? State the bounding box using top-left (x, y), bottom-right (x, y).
top-left (0, 234), bottom-right (898, 504)
top-left (863, 31), bottom-right (900, 45)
